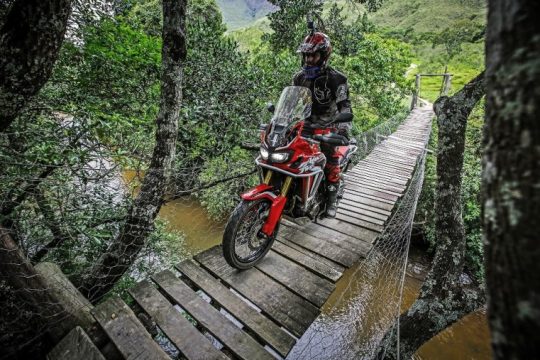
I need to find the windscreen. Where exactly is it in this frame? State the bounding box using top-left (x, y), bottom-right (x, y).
top-left (267, 86), bottom-right (312, 148)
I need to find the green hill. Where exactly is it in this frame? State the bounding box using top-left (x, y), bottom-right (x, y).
top-left (368, 0), bottom-right (486, 34)
top-left (220, 0), bottom-right (486, 101)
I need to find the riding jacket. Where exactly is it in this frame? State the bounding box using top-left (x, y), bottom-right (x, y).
top-left (292, 66), bottom-right (353, 132)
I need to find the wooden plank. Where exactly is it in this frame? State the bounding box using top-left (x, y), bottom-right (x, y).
top-left (378, 140), bottom-right (425, 152)
top-left (272, 240), bottom-right (343, 282)
top-left (347, 181), bottom-right (403, 196)
top-left (337, 207), bottom-right (386, 225)
top-left (346, 178), bottom-right (405, 194)
top-left (275, 237), bottom-right (346, 274)
top-left (353, 159), bottom-right (412, 175)
top-left (367, 155), bottom-right (416, 170)
top-left (47, 326), bottom-right (105, 360)
top-left (347, 169), bottom-right (409, 187)
top-left (175, 260), bottom-right (296, 358)
top-left (356, 161), bottom-right (411, 177)
top-left (317, 218), bottom-right (382, 243)
top-left (364, 156), bottom-right (415, 171)
top-left (194, 246), bottom-right (320, 338)
top-left (383, 140), bottom-right (426, 152)
top-left (349, 165), bottom-right (411, 181)
top-left (342, 191), bottom-right (395, 210)
top-left (338, 202), bottom-right (389, 221)
top-left (283, 219), bottom-right (374, 249)
top-left (371, 149), bottom-right (417, 161)
top-left (152, 270), bottom-right (274, 360)
top-left (336, 212), bottom-right (383, 230)
top-left (325, 204), bottom-right (386, 232)
top-left (346, 172), bottom-right (409, 186)
top-left (255, 250), bottom-right (335, 307)
top-left (346, 185), bottom-right (400, 203)
top-left (339, 198), bottom-right (392, 216)
top-left (376, 146), bottom-right (421, 158)
top-left (91, 297), bottom-right (169, 360)
top-left (129, 280), bottom-right (229, 360)
top-left (277, 232), bottom-right (357, 268)
top-left (280, 220), bottom-right (366, 258)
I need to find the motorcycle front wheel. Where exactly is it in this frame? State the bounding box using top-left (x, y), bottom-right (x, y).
top-left (222, 199), bottom-right (278, 270)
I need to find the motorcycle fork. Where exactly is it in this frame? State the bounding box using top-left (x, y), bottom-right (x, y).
top-left (260, 173), bottom-right (292, 236)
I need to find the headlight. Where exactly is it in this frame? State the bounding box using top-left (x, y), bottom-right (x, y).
top-left (270, 152), bottom-right (289, 163)
top-left (260, 147), bottom-right (269, 160)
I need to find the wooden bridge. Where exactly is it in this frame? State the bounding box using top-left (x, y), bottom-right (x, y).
top-left (49, 105), bottom-right (434, 360)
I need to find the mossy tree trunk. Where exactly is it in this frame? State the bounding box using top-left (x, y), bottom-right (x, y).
top-left (78, 0), bottom-right (187, 303)
top-left (377, 72), bottom-right (486, 359)
top-left (483, 0), bottom-right (540, 357)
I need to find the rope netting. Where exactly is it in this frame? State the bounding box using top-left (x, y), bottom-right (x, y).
top-left (286, 113), bottom-right (431, 360)
top-left (0, 103), bottom-right (425, 358)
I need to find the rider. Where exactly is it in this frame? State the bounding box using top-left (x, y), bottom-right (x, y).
top-left (292, 31), bottom-right (353, 218)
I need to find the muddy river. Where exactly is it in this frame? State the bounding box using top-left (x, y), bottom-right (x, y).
top-left (124, 171), bottom-right (491, 359)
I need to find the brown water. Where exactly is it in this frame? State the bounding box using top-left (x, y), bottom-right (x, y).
top-left (122, 170), bottom-right (224, 254)
top-left (305, 247), bottom-right (493, 360)
top-left (122, 170), bottom-right (491, 359)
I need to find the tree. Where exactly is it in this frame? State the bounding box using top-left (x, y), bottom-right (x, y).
top-left (265, 0), bottom-right (323, 52)
top-left (377, 72), bottom-right (486, 359)
top-left (483, 0), bottom-right (540, 357)
top-left (0, 0), bottom-right (72, 132)
top-left (78, 0), bottom-right (187, 303)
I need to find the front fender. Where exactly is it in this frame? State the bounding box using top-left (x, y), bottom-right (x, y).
top-left (241, 184), bottom-right (275, 201)
top-left (240, 184), bottom-right (285, 237)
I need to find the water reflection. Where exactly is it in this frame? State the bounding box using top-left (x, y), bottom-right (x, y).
top-left (288, 246), bottom-right (491, 359)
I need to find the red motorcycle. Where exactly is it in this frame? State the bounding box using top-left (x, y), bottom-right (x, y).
top-left (222, 86), bottom-right (357, 269)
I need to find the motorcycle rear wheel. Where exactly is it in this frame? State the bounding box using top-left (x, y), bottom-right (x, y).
top-left (222, 199), bottom-right (278, 270)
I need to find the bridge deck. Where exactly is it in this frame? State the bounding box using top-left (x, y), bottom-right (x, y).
top-left (50, 106), bottom-right (434, 360)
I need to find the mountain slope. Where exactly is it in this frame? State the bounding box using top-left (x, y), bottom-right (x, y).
top-left (216, 0), bottom-right (276, 30)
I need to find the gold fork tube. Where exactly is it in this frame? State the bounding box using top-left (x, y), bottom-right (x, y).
top-left (281, 176), bottom-right (293, 197)
top-left (263, 170), bottom-right (273, 184)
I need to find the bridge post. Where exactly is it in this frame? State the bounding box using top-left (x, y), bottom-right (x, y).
top-left (441, 73), bottom-right (453, 96)
top-left (411, 74), bottom-right (421, 110)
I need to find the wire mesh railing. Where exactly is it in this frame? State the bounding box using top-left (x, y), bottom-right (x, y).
top-left (286, 110), bottom-right (432, 360)
top-left (0, 105), bottom-right (421, 358)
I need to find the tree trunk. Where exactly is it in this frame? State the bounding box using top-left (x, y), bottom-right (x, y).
top-left (0, 227), bottom-right (76, 344)
top-left (78, 0), bottom-right (187, 304)
top-left (378, 72), bottom-right (486, 359)
top-left (0, 0), bottom-right (72, 132)
top-left (483, 0), bottom-right (540, 358)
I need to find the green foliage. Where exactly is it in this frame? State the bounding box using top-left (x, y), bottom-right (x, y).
top-left (197, 147), bottom-right (258, 220)
top-left (264, 0), bottom-right (323, 52)
top-left (333, 33), bottom-right (413, 129)
top-left (431, 19), bottom-right (485, 65)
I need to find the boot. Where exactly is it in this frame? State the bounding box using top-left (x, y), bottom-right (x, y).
top-left (325, 184), bottom-right (339, 218)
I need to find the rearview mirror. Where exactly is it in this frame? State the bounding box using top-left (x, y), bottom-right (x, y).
top-left (266, 103), bottom-right (275, 113)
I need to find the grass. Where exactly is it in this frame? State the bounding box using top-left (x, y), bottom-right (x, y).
top-left (368, 0), bottom-right (486, 34)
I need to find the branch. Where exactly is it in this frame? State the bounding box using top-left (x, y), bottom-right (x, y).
top-left (166, 168), bottom-right (257, 201)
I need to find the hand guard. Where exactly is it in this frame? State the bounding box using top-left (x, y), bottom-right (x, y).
top-left (337, 128), bottom-right (350, 140)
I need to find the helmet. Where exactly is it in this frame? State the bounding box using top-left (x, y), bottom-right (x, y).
top-left (297, 32), bottom-right (332, 68)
